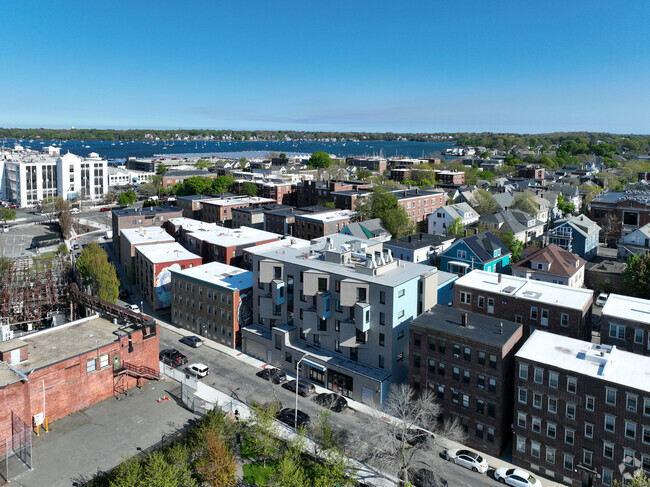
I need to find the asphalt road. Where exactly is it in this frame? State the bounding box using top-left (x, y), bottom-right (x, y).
top-left (159, 325), bottom-right (500, 487)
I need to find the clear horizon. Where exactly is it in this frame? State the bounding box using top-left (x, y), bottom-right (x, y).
top-left (1, 0), bottom-right (648, 134)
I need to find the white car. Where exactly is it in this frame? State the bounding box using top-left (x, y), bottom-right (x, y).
top-left (595, 293), bottom-right (609, 307)
top-left (125, 304), bottom-right (140, 313)
top-left (445, 448), bottom-right (489, 473)
top-left (70, 208), bottom-right (81, 214)
top-left (185, 363), bottom-right (210, 378)
top-left (494, 467), bottom-right (541, 486)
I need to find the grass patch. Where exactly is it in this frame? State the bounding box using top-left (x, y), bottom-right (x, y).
top-left (242, 459), bottom-right (278, 485)
top-left (33, 251), bottom-right (57, 261)
top-left (240, 434), bottom-right (256, 459)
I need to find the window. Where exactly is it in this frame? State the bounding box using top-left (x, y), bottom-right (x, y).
top-left (609, 323), bottom-right (626, 340)
top-left (644, 425), bottom-right (650, 445)
top-left (625, 421), bottom-right (636, 439)
top-left (488, 378), bottom-right (496, 393)
top-left (627, 393), bottom-right (638, 412)
top-left (477, 399), bottom-right (485, 415)
top-left (438, 362), bottom-right (445, 376)
top-left (437, 385), bottom-right (444, 400)
top-left (428, 336), bottom-right (436, 351)
top-left (379, 291), bottom-right (386, 304)
top-left (564, 454), bottom-right (573, 471)
top-left (453, 343), bottom-right (461, 357)
top-left (452, 391), bottom-right (459, 404)
top-left (546, 422), bottom-right (557, 440)
top-left (567, 377), bottom-right (577, 394)
top-left (489, 354), bottom-right (497, 368)
top-left (548, 397), bottom-right (557, 414)
top-left (463, 370), bottom-right (470, 384)
top-left (378, 355), bottom-right (384, 369)
top-left (462, 394), bottom-right (469, 408)
top-left (605, 387), bottom-right (616, 406)
top-left (398, 310), bottom-right (405, 319)
top-left (517, 412), bottom-right (526, 428)
top-left (313, 334), bottom-right (320, 347)
top-left (602, 468), bottom-right (613, 486)
top-left (519, 364), bottom-right (529, 380)
top-left (397, 330), bottom-right (404, 340)
top-left (645, 397), bottom-right (650, 416)
top-left (86, 359), bottom-right (96, 374)
top-left (460, 292), bottom-right (471, 304)
top-left (519, 388), bottom-right (528, 404)
top-left (478, 296), bottom-right (485, 308)
top-left (532, 417), bottom-right (541, 433)
top-left (379, 312), bottom-right (385, 325)
top-left (487, 427), bottom-right (495, 443)
top-left (452, 367), bottom-right (460, 381)
top-left (533, 393), bottom-right (542, 409)
top-left (516, 437), bottom-right (526, 453)
top-left (100, 355), bottom-right (109, 368)
top-left (603, 441), bottom-right (614, 460)
top-left (478, 351), bottom-right (485, 365)
top-left (546, 447), bottom-right (556, 464)
top-left (413, 333), bottom-right (421, 348)
top-left (548, 371), bottom-right (558, 389)
top-left (565, 428), bottom-right (574, 445)
top-left (398, 289), bottom-right (405, 298)
top-left (635, 329), bottom-right (644, 344)
top-left (534, 367), bottom-right (543, 384)
top-left (439, 340), bottom-right (446, 354)
top-left (643, 454), bottom-right (650, 475)
top-left (428, 359), bottom-right (435, 374)
top-left (334, 340), bottom-right (340, 353)
top-left (530, 306), bottom-right (538, 320)
top-left (379, 333), bottom-right (385, 346)
top-left (584, 422), bottom-right (593, 438)
top-left (586, 395), bottom-right (595, 411)
top-left (477, 374), bottom-right (485, 389)
top-left (531, 441), bottom-right (540, 459)
top-left (413, 354), bottom-right (421, 369)
top-left (566, 403), bottom-right (575, 419)
top-left (463, 346), bottom-right (471, 361)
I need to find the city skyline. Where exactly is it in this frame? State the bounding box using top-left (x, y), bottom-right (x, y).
top-left (1, 0), bottom-right (649, 133)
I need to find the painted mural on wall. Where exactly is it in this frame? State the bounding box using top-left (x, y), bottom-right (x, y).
top-left (154, 263), bottom-right (181, 309)
top-left (238, 290), bottom-right (253, 326)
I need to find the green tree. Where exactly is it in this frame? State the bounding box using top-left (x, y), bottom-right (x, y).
top-left (623, 254), bottom-right (650, 299)
top-left (477, 170), bottom-right (495, 180)
top-left (240, 182), bottom-right (258, 197)
top-left (355, 188), bottom-right (414, 238)
top-left (117, 190), bottom-right (137, 206)
top-left (211, 175), bottom-right (234, 194)
top-left (247, 401), bottom-right (281, 467)
top-left (0, 208), bottom-right (16, 224)
top-left (446, 217), bottom-right (465, 239)
top-left (270, 435), bottom-right (306, 487)
top-left (557, 194), bottom-right (575, 215)
top-left (179, 177), bottom-right (213, 196)
top-left (109, 456), bottom-right (143, 487)
top-left (279, 153), bottom-right (287, 159)
top-left (312, 448), bottom-right (352, 487)
top-left (195, 159), bottom-right (211, 169)
top-left (142, 443), bottom-right (195, 487)
top-left (156, 163), bottom-right (168, 175)
top-left (76, 242), bottom-right (120, 303)
top-left (470, 189), bottom-right (497, 214)
top-left (499, 230), bottom-right (523, 262)
top-left (137, 183), bottom-right (158, 198)
top-left (613, 472), bottom-right (650, 487)
top-left (511, 192), bottom-right (539, 217)
top-left (308, 151), bottom-right (333, 169)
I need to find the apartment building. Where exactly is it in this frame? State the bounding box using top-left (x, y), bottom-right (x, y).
top-left (118, 226), bottom-right (175, 281)
top-left (393, 188), bottom-right (447, 231)
top-left (232, 204), bottom-right (291, 230)
top-left (135, 243), bottom-right (202, 310)
top-left (161, 170), bottom-right (219, 189)
top-left (513, 330), bottom-right (650, 487)
top-left (242, 234), bottom-right (439, 406)
top-left (453, 270), bottom-right (594, 340)
top-left (590, 191), bottom-right (650, 245)
top-left (435, 170), bottom-right (466, 185)
top-left (170, 262), bottom-right (253, 348)
top-left (176, 194), bottom-right (221, 219)
top-left (409, 307), bottom-right (524, 455)
top-left (428, 202), bottom-right (479, 235)
top-left (295, 180), bottom-right (372, 207)
top-left (201, 196), bottom-right (275, 225)
top-left (344, 157), bottom-right (388, 173)
top-left (600, 294), bottom-right (650, 356)
top-left (111, 206), bottom-right (183, 263)
top-left (293, 209), bottom-right (355, 241)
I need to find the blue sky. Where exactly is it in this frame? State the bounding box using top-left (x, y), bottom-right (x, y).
top-left (1, 0), bottom-right (648, 133)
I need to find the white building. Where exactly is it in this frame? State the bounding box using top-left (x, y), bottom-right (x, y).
top-left (57, 152), bottom-right (108, 202)
top-left (108, 166), bottom-right (155, 187)
top-left (427, 202), bottom-right (479, 235)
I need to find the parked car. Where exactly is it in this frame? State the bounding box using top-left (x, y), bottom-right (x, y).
top-left (258, 367), bottom-right (287, 384)
top-left (70, 208), bottom-right (81, 214)
top-left (1, 225), bottom-right (8, 233)
top-left (7, 204), bottom-right (17, 209)
top-left (276, 408), bottom-right (310, 428)
top-left (73, 244), bottom-right (80, 250)
top-left (595, 293), bottom-right (609, 307)
top-left (286, 379), bottom-right (315, 396)
top-left (396, 428), bottom-right (433, 446)
top-left (159, 349), bottom-right (188, 366)
top-left (313, 393), bottom-right (348, 412)
top-left (179, 335), bottom-right (203, 348)
top-left (494, 467), bottom-right (541, 486)
top-left (99, 207), bottom-right (111, 212)
top-left (445, 448), bottom-right (489, 474)
top-left (119, 288), bottom-right (131, 299)
top-left (125, 303), bottom-right (140, 313)
top-left (408, 469), bottom-right (448, 487)
top-left (184, 363), bottom-right (210, 378)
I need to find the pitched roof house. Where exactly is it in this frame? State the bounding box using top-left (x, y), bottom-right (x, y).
top-left (439, 231), bottom-right (511, 275)
top-left (511, 243), bottom-right (586, 287)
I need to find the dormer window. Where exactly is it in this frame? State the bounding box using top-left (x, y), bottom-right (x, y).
top-left (536, 263), bottom-right (543, 270)
top-left (494, 249), bottom-right (501, 257)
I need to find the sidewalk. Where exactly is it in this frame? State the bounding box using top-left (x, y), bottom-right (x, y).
top-left (155, 318), bottom-right (568, 487)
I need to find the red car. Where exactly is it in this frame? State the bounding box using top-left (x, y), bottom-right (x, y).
top-left (7, 205), bottom-right (17, 209)
top-left (99, 207), bottom-right (111, 212)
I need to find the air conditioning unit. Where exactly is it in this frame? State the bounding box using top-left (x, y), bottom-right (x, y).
top-left (453, 354), bottom-right (460, 358)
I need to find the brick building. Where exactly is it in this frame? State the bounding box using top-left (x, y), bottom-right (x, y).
top-left (232, 204), bottom-right (291, 230)
top-left (135, 242), bottom-right (203, 310)
top-left (516, 164), bottom-right (545, 180)
top-left (111, 206), bottom-right (183, 263)
top-left (176, 195), bottom-right (221, 219)
top-left (118, 226), bottom-right (175, 282)
top-left (170, 262), bottom-right (253, 348)
top-left (600, 294), bottom-right (650, 356)
top-left (0, 315), bottom-right (159, 443)
top-left (201, 196), bottom-right (275, 226)
top-left (392, 188), bottom-right (447, 232)
top-left (293, 209), bottom-right (355, 241)
top-left (344, 157), bottom-right (387, 173)
top-left (513, 330), bottom-right (650, 487)
top-left (409, 307), bottom-right (524, 455)
top-left (295, 180), bottom-right (372, 207)
top-left (161, 170), bottom-right (219, 189)
top-left (590, 191), bottom-right (650, 245)
top-left (435, 170), bottom-right (465, 185)
top-left (453, 270), bottom-right (594, 340)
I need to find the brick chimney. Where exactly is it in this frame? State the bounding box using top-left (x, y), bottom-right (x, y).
top-left (461, 312), bottom-right (468, 327)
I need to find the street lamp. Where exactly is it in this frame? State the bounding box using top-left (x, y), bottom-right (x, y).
top-left (294, 354), bottom-right (311, 429)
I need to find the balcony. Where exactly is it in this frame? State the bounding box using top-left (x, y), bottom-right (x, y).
top-left (355, 302), bottom-right (371, 332)
top-left (272, 280), bottom-right (285, 305)
top-left (316, 292), bottom-right (332, 320)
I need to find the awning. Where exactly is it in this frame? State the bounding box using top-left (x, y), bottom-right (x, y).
top-left (303, 360), bottom-right (327, 372)
top-left (448, 261), bottom-right (470, 268)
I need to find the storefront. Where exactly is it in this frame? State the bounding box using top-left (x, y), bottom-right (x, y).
top-left (327, 369), bottom-right (354, 399)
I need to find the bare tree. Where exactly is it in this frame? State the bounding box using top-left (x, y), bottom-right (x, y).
top-left (600, 212), bottom-right (621, 244)
top-left (351, 384), bottom-right (466, 485)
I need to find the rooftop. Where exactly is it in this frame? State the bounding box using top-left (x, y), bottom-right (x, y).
top-left (411, 305), bottom-right (522, 347)
top-left (516, 330), bottom-right (650, 392)
top-left (602, 293), bottom-right (650, 324)
top-left (171, 262), bottom-right (252, 291)
top-left (187, 225), bottom-right (281, 248)
top-left (511, 244), bottom-right (585, 277)
top-left (112, 205), bottom-right (181, 217)
top-left (136, 242), bottom-right (201, 263)
top-left (0, 315), bottom-right (140, 388)
top-left (202, 196), bottom-right (276, 206)
top-left (455, 270), bottom-right (593, 310)
top-left (166, 217), bottom-right (218, 232)
top-left (384, 233), bottom-right (453, 250)
top-left (121, 226), bottom-right (175, 246)
top-left (295, 209), bottom-right (355, 223)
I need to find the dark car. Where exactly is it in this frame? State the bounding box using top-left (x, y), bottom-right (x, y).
top-left (258, 367), bottom-right (287, 384)
top-left (313, 393), bottom-right (348, 412)
top-left (396, 428), bottom-right (434, 446)
top-left (286, 379), bottom-right (316, 396)
top-left (276, 408), bottom-right (311, 428)
top-left (409, 469), bottom-right (447, 487)
top-left (119, 288), bottom-right (131, 299)
top-left (73, 244), bottom-right (80, 250)
top-left (179, 335), bottom-right (203, 348)
top-left (159, 348), bottom-right (188, 366)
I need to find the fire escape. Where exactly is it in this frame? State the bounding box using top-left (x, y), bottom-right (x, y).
top-left (113, 362), bottom-right (160, 399)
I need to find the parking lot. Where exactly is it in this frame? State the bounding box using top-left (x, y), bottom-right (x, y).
top-left (0, 224), bottom-right (61, 258)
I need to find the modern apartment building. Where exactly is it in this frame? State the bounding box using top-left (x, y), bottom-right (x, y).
top-left (409, 306), bottom-right (524, 456)
top-left (242, 234), bottom-right (439, 406)
top-left (600, 294), bottom-right (650, 356)
top-left (453, 270), bottom-right (594, 340)
top-left (513, 330), bottom-right (650, 487)
top-left (170, 262), bottom-right (253, 348)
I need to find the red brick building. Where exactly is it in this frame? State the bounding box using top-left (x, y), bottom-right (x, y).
top-left (0, 315), bottom-right (159, 442)
top-left (435, 170), bottom-right (465, 185)
top-left (590, 191), bottom-right (650, 244)
top-left (295, 180), bottom-right (372, 207)
top-left (201, 196), bottom-right (275, 226)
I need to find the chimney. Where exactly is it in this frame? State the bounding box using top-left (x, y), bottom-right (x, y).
top-left (408, 235), bottom-right (412, 242)
top-left (498, 273), bottom-right (502, 283)
top-left (463, 229), bottom-right (468, 237)
top-left (461, 312), bottom-right (468, 327)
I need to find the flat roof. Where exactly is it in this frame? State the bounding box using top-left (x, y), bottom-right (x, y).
top-left (455, 270), bottom-right (593, 311)
top-left (295, 209), bottom-right (355, 223)
top-left (411, 305), bottom-right (521, 347)
top-left (113, 205), bottom-right (180, 217)
top-left (384, 233), bottom-right (453, 250)
top-left (516, 330), bottom-right (650, 392)
top-left (0, 315), bottom-right (139, 388)
top-left (121, 226), bottom-right (175, 246)
top-left (602, 293), bottom-right (650, 324)
top-left (187, 226), bottom-right (281, 248)
top-left (171, 262), bottom-right (252, 291)
top-left (136, 242), bottom-right (200, 263)
top-left (202, 196), bottom-right (276, 206)
top-left (167, 217), bottom-right (218, 231)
